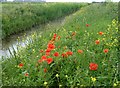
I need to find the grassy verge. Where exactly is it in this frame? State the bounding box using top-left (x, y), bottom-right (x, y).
top-left (1, 2), bottom-right (87, 39)
top-left (2, 2), bottom-right (119, 86)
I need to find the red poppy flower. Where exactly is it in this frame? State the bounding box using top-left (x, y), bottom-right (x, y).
top-left (18, 63), bottom-right (24, 68)
top-left (54, 52), bottom-right (59, 57)
top-left (51, 34), bottom-right (57, 41)
top-left (48, 43), bottom-right (55, 50)
top-left (66, 51), bottom-right (73, 56)
top-left (24, 73), bottom-right (29, 77)
top-left (46, 52), bottom-right (50, 56)
top-left (41, 55), bottom-right (47, 61)
top-left (45, 48), bottom-right (51, 56)
top-left (46, 48), bottom-right (51, 53)
top-left (103, 49), bottom-right (109, 53)
top-left (40, 49), bottom-right (44, 53)
top-left (99, 32), bottom-right (103, 35)
top-left (44, 68), bottom-right (47, 73)
top-left (62, 53), bottom-right (68, 58)
top-left (46, 58), bottom-right (53, 64)
top-left (86, 24), bottom-right (90, 27)
top-left (78, 50), bottom-right (83, 54)
top-left (89, 63), bottom-right (98, 71)
top-left (95, 40), bottom-right (100, 45)
top-left (53, 33), bottom-right (57, 38)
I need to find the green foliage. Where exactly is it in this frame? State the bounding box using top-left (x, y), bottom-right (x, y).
top-left (2, 3), bottom-right (119, 87)
top-left (2, 2), bottom-right (87, 39)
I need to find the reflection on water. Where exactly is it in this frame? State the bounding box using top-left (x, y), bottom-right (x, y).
top-left (1, 18), bottom-right (65, 59)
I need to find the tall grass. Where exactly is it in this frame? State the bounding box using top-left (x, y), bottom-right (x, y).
top-left (2, 2), bottom-right (87, 39)
top-left (2, 2), bottom-right (119, 87)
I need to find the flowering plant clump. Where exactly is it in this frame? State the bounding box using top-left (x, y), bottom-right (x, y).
top-left (89, 63), bottom-right (98, 71)
top-left (2, 3), bottom-right (119, 87)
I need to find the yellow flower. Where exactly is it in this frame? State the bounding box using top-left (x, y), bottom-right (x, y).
top-left (33, 49), bottom-right (35, 52)
top-left (56, 74), bottom-right (59, 78)
top-left (91, 77), bottom-right (96, 82)
top-left (102, 38), bottom-right (105, 41)
top-left (65, 75), bottom-right (68, 78)
top-left (59, 84), bottom-right (62, 87)
top-left (113, 83), bottom-right (117, 86)
top-left (44, 81), bottom-right (47, 85)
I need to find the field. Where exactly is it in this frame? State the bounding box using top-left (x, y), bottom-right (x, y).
top-left (1, 2), bottom-right (120, 87)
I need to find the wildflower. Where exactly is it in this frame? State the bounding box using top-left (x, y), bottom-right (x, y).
top-left (102, 38), bottom-right (105, 41)
top-left (89, 63), bottom-right (98, 71)
top-left (41, 55), bottom-right (47, 61)
top-left (44, 68), bottom-right (47, 73)
top-left (53, 33), bottom-right (57, 38)
top-left (52, 33), bottom-right (57, 41)
top-left (45, 48), bottom-right (51, 56)
top-left (78, 50), bottom-right (83, 54)
top-left (62, 53), bottom-right (68, 58)
top-left (103, 49), bottom-right (109, 53)
top-left (24, 72), bottom-right (29, 77)
top-left (95, 40), bottom-right (100, 45)
top-left (44, 81), bottom-right (48, 85)
top-left (113, 83), bottom-right (117, 86)
top-left (48, 43), bottom-right (55, 50)
top-left (56, 74), bottom-right (59, 77)
top-left (91, 77), bottom-right (96, 82)
top-left (46, 58), bottom-right (53, 64)
top-left (59, 84), bottom-right (62, 87)
top-left (33, 49), bottom-right (35, 52)
top-left (40, 49), bottom-right (44, 53)
top-left (86, 24), bottom-right (90, 27)
top-left (65, 75), bottom-right (68, 78)
top-left (54, 52), bottom-right (59, 57)
top-left (66, 51), bottom-right (73, 56)
top-left (99, 32), bottom-right (103, 35)
top-left (45, 52), bottom-right (50, 56)
top-left (46, 48), bottom-right (51, 53)
top-left (18, 63), bottom-right (24, 68)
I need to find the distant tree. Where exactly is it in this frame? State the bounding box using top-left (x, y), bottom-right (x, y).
top-left (105, 0), bottom-right (112, 2)
top-left (103, 0), bottom-right (112, 5)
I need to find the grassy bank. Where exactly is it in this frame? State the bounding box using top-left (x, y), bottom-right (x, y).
top-left (2, 2), bottom-right (119, 86)
top-left (2, 2), bottom-right (87, 39)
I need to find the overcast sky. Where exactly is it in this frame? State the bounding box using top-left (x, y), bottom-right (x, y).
top-left (7, 0), bottom-right (119, 2)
